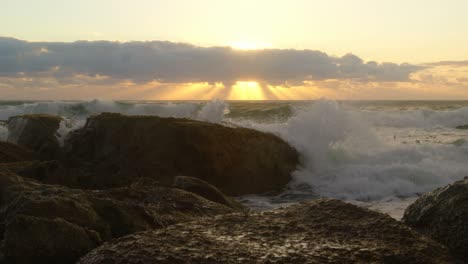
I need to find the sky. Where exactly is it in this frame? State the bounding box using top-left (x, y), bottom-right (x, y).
top-left (1, 0), bottom-right (468, 100)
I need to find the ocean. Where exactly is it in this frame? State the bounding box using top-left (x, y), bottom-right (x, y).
top-left (2, 99), bottom-right (468, 219)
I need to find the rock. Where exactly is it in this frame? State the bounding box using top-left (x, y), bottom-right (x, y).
top-left (7, 114), bottom-right (62, 159)
top-left (0, 160), bottom-right (87, 188)
top-left (88, 185), bottom-right (236, 235)
top-left (64, 113), bottom-right (299, 195)
top-left (4, 215), bottom-right (101, 264)
top-left (0, 172), bottom-right (236, 264)
top-left (402, 178), bottom-right (468, 261)
top-left (456, 124), bottom-right (468, 129)
top-left (0, 241), bottom-right (4, 264)
top-left (0, 172), bottom-right (105, 264)
top-left (0, 141), bottom-right (36, 163)
top-left (174, 176), bottom-right (245, 210)
top-left (79, 199), bottom-right (454, 264)
top-left (0, 160), bottom-right (60, 181)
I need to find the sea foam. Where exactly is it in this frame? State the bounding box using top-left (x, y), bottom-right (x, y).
top-left (1, 99), bottom-right (468, 201)
top-left (0, 99), bottom-right (228, 143)
top-left (197, 99), bottom-right (228, 123)
top-left (290, 102), bottom-right (468, 200)
top-left (234, 100), bottom-right (468, 201)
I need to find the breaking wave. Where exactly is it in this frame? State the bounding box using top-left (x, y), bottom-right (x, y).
top-left (234, 100), bottom-right (468, 201)
top-left (2, 99), bottom-right (468, 201)
top-left (0, 99), bottom-right (229, 142)
top-left (0, 100), bottom-right (200, 120)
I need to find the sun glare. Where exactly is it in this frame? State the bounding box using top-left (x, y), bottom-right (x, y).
top-left (230, 41), bottom-right (272, 50)
top-left (228, 81), bottom-right (265, 100)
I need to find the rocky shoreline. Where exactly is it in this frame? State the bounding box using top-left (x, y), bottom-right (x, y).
top-left (0, 113), bottom-right (466, 263)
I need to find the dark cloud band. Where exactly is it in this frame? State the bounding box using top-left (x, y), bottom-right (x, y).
top-left (424, 61), bottom-right (468, 67)
top-left (0, 37), bottom-right (423, 85)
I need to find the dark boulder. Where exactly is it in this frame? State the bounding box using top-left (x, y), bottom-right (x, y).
top-left (0, 172), bottom-right (104, 264)
top-left (64, 113), bottom-right (299, 195)
top-left (4, 215), bottom-right (101, 264)
top-left (7, 114), bottom-right (62, 159)
top-left (0, 172), bottom-right (236, 264)
top-left (79, 199), bottom-right (454, 264)
top-left (0, 141), bottom-right (36, 163)
top-left (174, 176), bottom-right (245, 210)
top-left (403, 178), bottom-right (468, 261)
top-left (0, 160), bottom-right (86, 188)
top-left (0, 241), bottom-right (4, 264)
top-left (456, 124), bottom-right (468, 129)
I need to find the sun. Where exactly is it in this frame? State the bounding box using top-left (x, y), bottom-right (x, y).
top-left (228, 81), bottom-right (265, 100)
top-left (230, 41), bottom-right (272, 50)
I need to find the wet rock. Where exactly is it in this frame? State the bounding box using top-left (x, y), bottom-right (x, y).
top-left (0, 160), bottom-right (89, 188)
top-left (7, 114), bottom-right (62, 159)
top-left (403, 178), bottom-right (468, 261)
top-left (0, 160), bottom-right (60, 181)
top-left (64, 113), bottom-right (299, 195)
top-left (0, 241), bottom-right (4, 264)
top-left (174, 176), bottom-right (245, 210)
top-left (456, 124), bottom-right (468, 129)
top-left (0, 141), bottom-right (36, 163)
top-left (0, 172), bottom-right (105, 264)
top-left (0, 172), bottom-right (236, 264)
top-left (4, 215), bottom-right (101, 264)
top-left (80, 199), bottom-right (454, 264)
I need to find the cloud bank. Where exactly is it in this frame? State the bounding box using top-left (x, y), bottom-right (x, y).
top-left (2, 37), bottom-right (468, 100)
top-left (0, 37), bottom-right (422, 86)
top-left (425, 61), bottom-right (468, 67)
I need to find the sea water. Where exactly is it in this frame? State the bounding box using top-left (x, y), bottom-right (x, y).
top-left (2, 99), bottom-right (468, 219)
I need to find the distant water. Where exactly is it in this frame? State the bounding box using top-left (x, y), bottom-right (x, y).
top-left (2, 99), bottom-right (468, 219)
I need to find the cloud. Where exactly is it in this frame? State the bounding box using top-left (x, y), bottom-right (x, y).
top-left (0, 37), bottom-right (423, 86)
top-left (425, 61), bottom-right (468, 67)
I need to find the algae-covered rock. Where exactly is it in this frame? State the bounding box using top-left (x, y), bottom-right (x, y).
top-left (0, 172), bottom-right (236, 264)
top-left (0, 141), bottom-right (36, 163)
top-left (7, 114), bottom-right (62, 159)
top-left (174, 176), bottom-right (245, 210)
top-left (4, 215), bottom-right (101, 264)
top-left (403, 178), bottom-right (468, 261)
top-left (80, 199), bottom-right (454, 264)
top-left (64, 113), bottom-right (299, 195)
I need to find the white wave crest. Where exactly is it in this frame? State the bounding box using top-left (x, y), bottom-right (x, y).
top-left (197, 99), bottom-right (228, 123)
top-left (0, 100), bottom-right (201, 120)
top-left (2, 99), bottom-right (468, 202)
top-left (284, 100), bottom-right (468, 200)
top-left (233, 100), bottom-right (468, 201)
top-left (359, 106), bottom-right (468, 128)
top-left (0, 99), bottom-right (230, 141)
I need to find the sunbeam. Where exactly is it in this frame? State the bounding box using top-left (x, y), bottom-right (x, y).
top-left (227, 81), bottom-right (265, 100)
